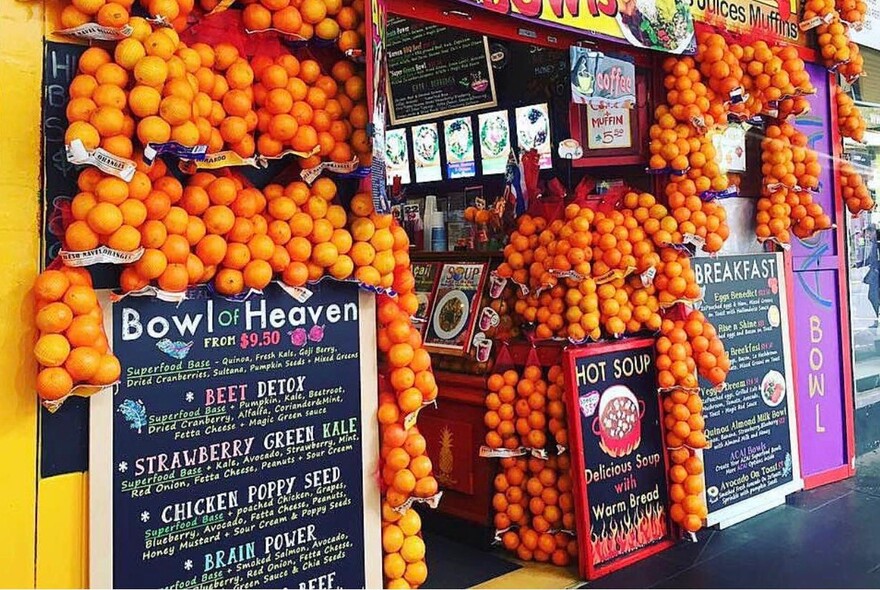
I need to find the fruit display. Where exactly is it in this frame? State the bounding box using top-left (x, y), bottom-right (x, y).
top-left (836, 86), bottom-right (866, 142)
top-left (33, 267), bottom-right (121, 408)
top-left (841, 160), bottom-right (875, 215)
top-left (484, 363), bottom-right (577, 566)
top-left (239, 0), bottom-right (366, 55)
top-left (835, 0), bottom-right (867, 24)
top-left (376, 244), bottom-right (439, 589)
top-left (483, 366), bottom-right (548, 451)
top-left (249, 53), bottom-right (368, 167)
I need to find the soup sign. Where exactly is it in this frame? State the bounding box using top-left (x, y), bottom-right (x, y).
top-left (564, 338), bottom-right (672, 580)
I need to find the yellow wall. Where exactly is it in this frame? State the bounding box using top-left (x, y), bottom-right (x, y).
top-left (0, 0), bottom-right (44, 587)
top-left (0, 2), bottom-right (89, 588)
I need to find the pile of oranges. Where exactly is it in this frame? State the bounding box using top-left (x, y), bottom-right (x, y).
top-left (483, 363), bottom-right (577, 566)
top-left (815, 19), bottom-right (864, 82)
top-left (33, 267), bottom-right (121, 405)
top-left (381, 504), bottom-right (428, 589)
top-left (667, 445), bottom-right (707, 533)
top-left (663, 179), bottom-right (730, 253)
top-left (60, 3), bottom-right (140, 34)
top-left (762, 122), bottom-right (821, 191)
top-left (249, 53), bottom-right (368, 169)
top-left (239, 0), bottom-right (365, 54)
top-left (654, 250), bottom-right (702, 308)
top-left (737, 42), bottom-right (813, 120)
top-left (655, 309), bottom-right (723, 534)
top-left (483, 366), bottom-right (549, 451)
top-left (375, 228), bottom-right (439, 589)
top-left (496, 454), bottom-right (578, 566)
top-left (836, 86), bottom-right (866, 142)
top-left (836, 0), bottom-right (868, 23)
top-left (757, 122), bottom-right (831, 244)
top-left (841, 161), bottom-right (875, 215)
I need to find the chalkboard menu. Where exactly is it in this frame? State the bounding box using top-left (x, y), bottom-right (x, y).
top-left (564, 339), bottom-right (672, 580)
top-left (386, 15), bottom-right (496, 125)
top-left (691, 253), bottom-right (801, 527)
top-left (90, 281), bottom-right (381, 588)
top-left (42, 41), bottom-right (86, 269)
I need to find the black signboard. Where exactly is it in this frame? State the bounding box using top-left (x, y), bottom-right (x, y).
top-left (692, 253), bottom-right (799, 525)
top-left (90, 281), bottom-right (381, 588)
top-left (564, 338), bottom-right (672, 580)
top-left (386, 15), bottom-right (496, 125)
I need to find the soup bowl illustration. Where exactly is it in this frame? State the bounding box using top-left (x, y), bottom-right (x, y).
top-left (591, 385), bottom-right (645, 458)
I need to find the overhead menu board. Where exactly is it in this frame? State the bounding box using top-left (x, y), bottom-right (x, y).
top-left (564, 339), bottom-right (672, 580)
top-left (90, 281), bottom-right (381, 589)
top-left (691, 253), bottom-right (802, 527)
top-left (386, 15), bottom-right (496, 125)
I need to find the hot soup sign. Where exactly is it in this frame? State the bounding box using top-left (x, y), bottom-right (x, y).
top-left (564, 338), bottom-right (672, 580)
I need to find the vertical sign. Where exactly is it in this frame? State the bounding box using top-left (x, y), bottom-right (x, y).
top-left (564, 339), bottom-right (672, 580)
top-left (692, 253), bottom-right (802, 527)
top-left (789, 63), bottom-right (853, 484)
top-left (91, 281), bottom-right (381, 588)
top-left (477, 110), bottom-right (512, 176)
top-left (412, 123), bottom-right (442, 183)
top-left (384, 128), bottom-right (411, 185)
top-left (515, 104), bottom-right (552, 169)
top-left (366, 0), bottom-right (390, 213)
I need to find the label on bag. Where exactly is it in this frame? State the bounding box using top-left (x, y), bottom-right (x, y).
top-left (55, 23), bottom-right (133, 40)
top-left (66, 140), bottom-right (136, 181)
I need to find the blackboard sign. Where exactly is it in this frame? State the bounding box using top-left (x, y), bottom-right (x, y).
top-left (691, 253), bottom-right (801, 527)
top-left (564, 338), bottom-right (672, 580)
top-left (386, 15), bottom-right (496, 125)
top-left (90, 281), bottom-right (381, 588)
top-left (42, 41), bottom-right (86, 269)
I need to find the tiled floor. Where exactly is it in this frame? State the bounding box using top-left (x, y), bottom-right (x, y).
top-left (426, 450), bottom-right (880, 589)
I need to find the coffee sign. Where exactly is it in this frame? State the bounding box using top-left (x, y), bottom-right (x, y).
top-left (570, 49), bottom-right (636, 108)
top-left (564, 338), bottom-right (672, 580)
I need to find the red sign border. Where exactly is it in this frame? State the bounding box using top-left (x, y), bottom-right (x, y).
top-left (563, 337), bottom-right (674, 580)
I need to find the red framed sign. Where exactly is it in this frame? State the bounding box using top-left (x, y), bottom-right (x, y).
top-left (563, 338), bottom-right (673, 580)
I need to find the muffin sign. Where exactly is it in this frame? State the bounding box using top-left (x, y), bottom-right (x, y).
top-left (564, 338), bottom-right (672, 580)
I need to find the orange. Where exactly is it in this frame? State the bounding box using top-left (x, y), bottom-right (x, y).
top-left (68, 74), bottom-right (99, 100)
top-left (90, 354), bottom-right (121, 385)
top-left (226, 61), bottom-right (255, 90)
top-left (135, 248), bottom-right (168, 279)
top-left (140, 219), bottom-right (168, 248)
top-left (158, 263), bottom-right (189, 292)
top-left (65, 220), bottom-right (100, 251)
top-left (34, 333), bottom-right (72, 368)
top-left (66, 97), bottom-right (98, 123)
top-left (311, 242), bottom-right (338, 267)
top-left (203, 205), bottom-right (236, 235)
top-left (107, 225), bottom-right (141, 251)
top-left (215, 268), bottom-right (245, 295)
top-left (196, 234), bottom-right (228, 266)
top-left (65, 121), bottom-right (101, 150)
top-left (36, 302), bottom-right (74, 334)
top-left (243, 259), bottom-right (273, 289)
top-left (34, 270), bottom-right (71, 303)
top-left (282, 261), bottom-right (309, 286)
top-left (36, 367), bottom-right (74, 401)
top-left (134, 55), bottom-right (168, 87)
top-left (185, 253), bottom-right (205, 283)
top-left (85, 202), bottom-right (123, 234)
top-left (77, 47), bottom-right (112, 74)
top-left (223, 243), bottom-right (251, 269)
top-left (206, 178), bottom-right (237, 205)
top-left (137, 116), bottom-right (172, 144)
top-left (61, 5), bottom-right (91, 28)
top-left (273, 6), bottom-right (303, 33)
top-left (63, 285), bottom-right (98, 315)
top-left (65, 346), bottom-right (103, 381)
top-left (242, 3), bottom-right (272, 30)
top-left (159, 234), bottom-right (190, 264)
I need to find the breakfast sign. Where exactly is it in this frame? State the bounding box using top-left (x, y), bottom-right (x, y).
top-left (692, 253), bottom-right (802, 528)
top-left (89, 281), bottom-right (382, 588)
top-left (564, 338), bottom-right (672, 580)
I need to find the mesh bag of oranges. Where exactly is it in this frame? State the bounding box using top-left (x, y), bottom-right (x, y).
top-left (33, 267), bottom-right (121, 411)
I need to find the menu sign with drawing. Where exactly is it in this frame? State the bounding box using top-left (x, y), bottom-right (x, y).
top-left (90, 281), bottom-right (381, 589)
top-left (564, 339), bottom-right (672, 580)
top-left (692, 253), bottom-right (801, 527)
top-left (386, 15), bottom-right (496, 125)
top-left (424, 263), bottom-right (487, 354)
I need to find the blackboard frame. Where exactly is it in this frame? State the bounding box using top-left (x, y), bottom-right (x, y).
top-left (563, 337), bottom-right (674, 581)
top-left (89, 289), bottom-right (382, 588)
top-left (695, 252), bottom-right (803, 529)
top-left (386, 16), bottom-right (498, 126)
